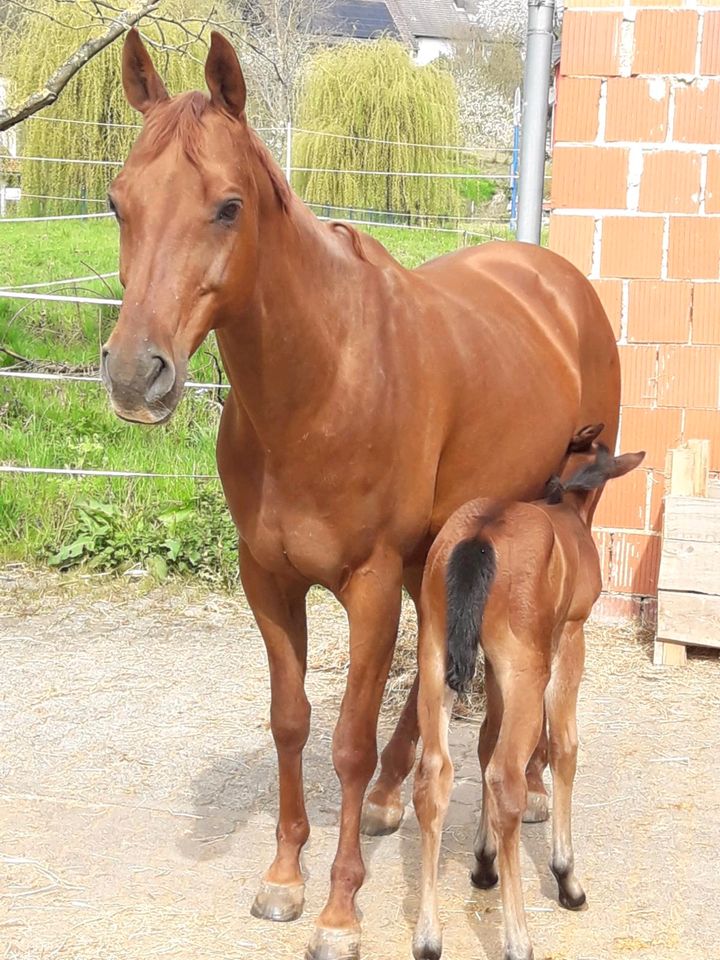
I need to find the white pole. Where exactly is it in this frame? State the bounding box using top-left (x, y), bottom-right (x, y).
top-left (516, 0), bottom-right (556, 244)
top-left (285, 119), bottom-right (292, 187)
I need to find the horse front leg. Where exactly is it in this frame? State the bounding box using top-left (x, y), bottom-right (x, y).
top-left (307, 550), bottom-right (403, 960)
top-left (240, 542), bottom-right (311, 923)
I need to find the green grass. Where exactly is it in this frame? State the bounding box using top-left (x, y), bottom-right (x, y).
top-left (1, 217), bottom-right (512, 579)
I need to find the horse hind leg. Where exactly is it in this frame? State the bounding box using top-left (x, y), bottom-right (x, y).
top-left (471, 660), bottom-right (501, 890)
top-left (362, 565), bottom-right (424, 837)
top-left (546, 621), bottom-right (587, 911)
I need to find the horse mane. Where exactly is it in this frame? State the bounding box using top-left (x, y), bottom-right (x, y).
top-left (329, 222), bottom-right (370, 262)
top-left (140, 92), bottom-right (291, 212)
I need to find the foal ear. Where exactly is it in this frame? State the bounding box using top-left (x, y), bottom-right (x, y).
top-left (122, 28), bottom-right (169, 115)
top-left (568, 423), bottom-right (605, 453)
top-left (205, 32), bottom-right (246, 118)
top-left (611, 450), bottom-right (646, 478)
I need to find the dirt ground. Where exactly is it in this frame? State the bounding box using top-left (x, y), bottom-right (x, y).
top-left (1, 566), bottom-right (718, 960)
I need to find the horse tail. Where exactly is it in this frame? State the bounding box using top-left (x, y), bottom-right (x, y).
top-left (445, 538), bottom-right (496, 694)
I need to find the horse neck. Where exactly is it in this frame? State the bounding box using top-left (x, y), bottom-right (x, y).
top-left (216, 190), bottom-right (368, 443)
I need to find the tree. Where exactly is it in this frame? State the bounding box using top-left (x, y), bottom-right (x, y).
top-left (1, 0), bottom-right (226, 211)
top-left (294, 39), bottom-right (462, 218)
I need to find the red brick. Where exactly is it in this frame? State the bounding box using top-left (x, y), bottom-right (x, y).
top-left (552, 146), bottom-right (628, 209)
top-left (593, 467), bottom-right (648, 529)
top-left (548, 214), bottom-right (595, 275)
top-left (633, 10), bottom-right (698, 75)
top-left (639, 151), bottom-right (701, 214)
top-left (605, 78), bottom-right (668, 143)
top-left (560, 11), bottom-right (623, 77)
top-left (627, 280), bottom-right (692, 343)
top-left (692, 282), bottom-right (720, 344)
top-left (684, 409), bottom-right (720, 470)
top-left (607, 532), bottom-right (661, 595)
top-left (619, 344), bottom-right (658, 407)
top-left (657, 344), bottom-right (720, 408)
top-left (553, 77), bottom-right (602, 143)
top-left (704, 151), bottom-right (720, 214)
top-left (674, 81), bottom-right (720, 145)
top-left (667, 217), bottom-right (720, 280)
top-left (701, 11), bottom-right (720, 74)
top-left (593, 529), bottom-right (612, 586)
top-left (591, 279), bottom-right (623, 339)
top-left (620, 406), bottom-right (683, 469)
top-left (601, 217), bottom-right (664, 279)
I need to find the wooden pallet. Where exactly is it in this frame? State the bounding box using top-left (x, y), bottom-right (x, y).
top-left (655, 440), bottom-right (720, 666)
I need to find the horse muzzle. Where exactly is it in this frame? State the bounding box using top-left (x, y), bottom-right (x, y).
top-left (101, 341), bottom-right (183, 424)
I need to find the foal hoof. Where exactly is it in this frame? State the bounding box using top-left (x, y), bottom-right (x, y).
top-left (522, 790), bottom-right (550, 823)
top-left (306, 926), bottom-right (360, 960)
top-left (550, 865), bottom-right (587, 911)
top-left (412, 927), bottom-right (443, 960)
top-left (250, 880), bottom-right (305, 922)
top-left (470, 856), bottom-right (498, 890)
top-left (360, 799), bottom-right (404, 837)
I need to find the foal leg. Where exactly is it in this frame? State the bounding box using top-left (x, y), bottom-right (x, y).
top-left (546, 621), bottom-right (587, 911)
top-left (412, 612), bottom-right (455, 960)
top-left (307, 551), bottom-right (403, 960)
top-left (471, 661), bottom-right (501, 889)
top-left (240, 544), bottom-right (311, 923)
top-left (486, 651), bottom-right (548, 960)
top-left (362, 565), bottom-right (423, 836)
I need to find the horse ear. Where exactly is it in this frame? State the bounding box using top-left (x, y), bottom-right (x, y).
top-left (611, 451), bottom-right (646, 478)
top-left (122, 28), bottom-right (169, 115)
top-left (205, 32), bottom-right (246, 118)
top-left (568, 423), bottom-right (605, 452)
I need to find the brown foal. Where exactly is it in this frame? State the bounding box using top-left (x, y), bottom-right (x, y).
top-left (412, 429), bottom-right (645, 960)
top-left (103, 30), bottom-right (620, 959)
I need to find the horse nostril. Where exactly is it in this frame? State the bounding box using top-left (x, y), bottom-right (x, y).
top-left (149, 355), bottom-right (166, 386)
top-left (145, 353), bottom-right (175, 403)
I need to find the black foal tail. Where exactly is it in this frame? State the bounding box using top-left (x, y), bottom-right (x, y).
top-left (445, 538), bottom-right (496, 694)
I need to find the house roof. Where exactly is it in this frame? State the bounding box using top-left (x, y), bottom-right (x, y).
top-left (316, 0), bottom-right (402, 40)
top-left (389, 0), bottom-right (472, 41)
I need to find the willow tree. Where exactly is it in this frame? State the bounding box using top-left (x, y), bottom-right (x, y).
top-left (294, 39), bottom-right (463, 220)
top-left (2, 0), bottom-right (225, 213)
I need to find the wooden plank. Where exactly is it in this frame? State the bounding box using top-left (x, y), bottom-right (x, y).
top-left (687, 439), bottom-right (709, 497)
top-left (668, 447), bottom-right (697, 496)
top-left (663, 496), bottom-right (720, 543)
top-left (653, 639), bottom-right (688, 666)
top-left (657, 589), bottom-right (720, 649)
top-left (657, 538), bottom-right (720, 594)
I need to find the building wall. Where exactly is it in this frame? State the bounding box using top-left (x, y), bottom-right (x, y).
top-left (550, 0), bottom-right (720, 620)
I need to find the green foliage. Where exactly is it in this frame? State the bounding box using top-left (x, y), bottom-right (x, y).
top-left (1, 0), bottom-right (223, 214)
top-left (48, 490), bottom-right (239, 585)
top-left (294, 39), bottom-right (463, 218)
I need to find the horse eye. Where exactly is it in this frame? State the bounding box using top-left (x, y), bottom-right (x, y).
top-left (216, 200), bottom-right (242, 225)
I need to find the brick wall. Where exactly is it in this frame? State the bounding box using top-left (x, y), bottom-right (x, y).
top-left (550, 0), bottom-right (720, 620)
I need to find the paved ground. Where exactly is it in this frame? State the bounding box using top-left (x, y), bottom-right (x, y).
top-left (1, 568), bottom-right (718, 960)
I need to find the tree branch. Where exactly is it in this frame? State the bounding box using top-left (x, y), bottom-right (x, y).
top-left (0, 0), bottom-right (162, 132)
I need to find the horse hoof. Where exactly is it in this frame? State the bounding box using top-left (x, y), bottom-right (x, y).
top-left (558, 886), bottom-right (587, 911)
top-left (360, 799), bottom-right (404, 836)
top-left (412, 929), bottom-right (443, 960)
top-left (522, 790), bottom-right (549, 823)
top-left (250, 880), bottom-right (305, 922)
top-left (306, 926), bottom-right (361, 960)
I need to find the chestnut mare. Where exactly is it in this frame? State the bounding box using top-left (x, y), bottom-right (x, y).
top-left (102, 30), bottom-right (620, 960)
top-left (412, 430), bottom-right (644, 960)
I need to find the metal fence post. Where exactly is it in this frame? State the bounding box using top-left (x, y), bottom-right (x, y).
top-left (516, 0), bottom-right (556, 244)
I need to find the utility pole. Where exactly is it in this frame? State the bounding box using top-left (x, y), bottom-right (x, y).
top-left (516, 0), bottom-right (556, 244)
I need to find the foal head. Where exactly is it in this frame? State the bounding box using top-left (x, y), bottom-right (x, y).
top-left (546, 432), bottom-right (645, 507)
top-left (102, 30), bottom-right (289, 424)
